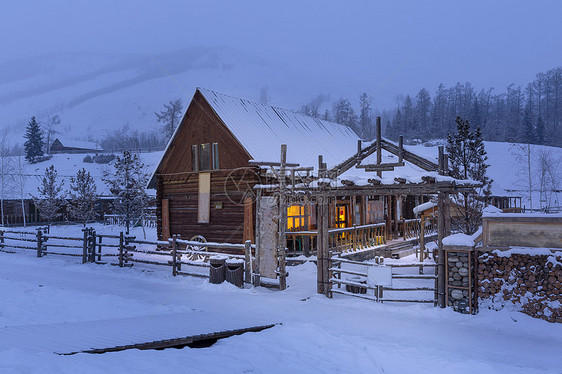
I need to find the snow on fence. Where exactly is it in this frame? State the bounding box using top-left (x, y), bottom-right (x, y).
top-left (0, 228), bottom-right (255, 284)
top-left (328, 255), bottom-right (438, 304)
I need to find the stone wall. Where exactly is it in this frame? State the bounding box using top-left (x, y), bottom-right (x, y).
top-left (478, 250), bottom-right (562, 323)
top-left (446, 250), bottom-right (475, 312)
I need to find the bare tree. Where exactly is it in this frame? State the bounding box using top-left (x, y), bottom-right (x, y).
top-left (0, 130), bottom-right (14, 226)
top-left (44, 114), bottom-right (61, 154)
top-left (13, 155), bottom-right (28, 226)
top-left (537, 149), bottom-right (561, 212)
top-left (155, 99), bottom-right (183, 140)
top-left (510, 143), bottom-right (534, 211)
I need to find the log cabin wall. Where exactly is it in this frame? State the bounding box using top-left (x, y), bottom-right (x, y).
top-left (154, 91), bottom-right (259, 243)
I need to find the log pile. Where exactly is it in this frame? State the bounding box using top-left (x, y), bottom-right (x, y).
top-left (478, 251), bottom-right (562, 323)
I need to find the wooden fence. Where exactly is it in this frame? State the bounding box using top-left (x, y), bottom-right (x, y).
top-left (328, 255), bottom-right (437, 304)
top-left (0, 228), bottom-right (255, 284)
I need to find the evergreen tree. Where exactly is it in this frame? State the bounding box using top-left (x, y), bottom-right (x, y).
top-left (446, 117), bottom-right (492, 234)
top-left (68, 168), bottom-right (97, 225)
top-left (32, 165), bottom-right (64, 226)
top-left (322, 109), bottom-right (331, 121)
top-left (23, 116), bottom-right (44, 163)
top-left (359, 93), bottom-right (373, 139)
top-left (103, 151), bottom-right (149, 234)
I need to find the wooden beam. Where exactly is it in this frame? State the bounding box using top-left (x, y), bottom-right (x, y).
top-left (398, 136), bottom-right (404, 163)
top-left (437, 192), bottom-right (445, 308)
top-left (376, 117), bottom-right (382, 178)
top-left (278, 145), bottom-right (288, 291)
top-left (356, 162), bottom-right (405, 169)
top-left (249, 160), bottom-right (299, 167)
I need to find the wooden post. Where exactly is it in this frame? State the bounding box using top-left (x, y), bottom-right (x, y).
top-left (437, 192), bottom-right (446, 308)
top-left (317, 195), bottom-right (329, 294)
top-left (36, 229), bottom-right (43, 258)
top-left (398, 135), bottom-right (404, 163)
top-left (278, 144), bottom-right (288, 291)
top-left (0, 229), bottom-right (4, 251)
top-left (254, 188), bottom-right (261, 287)
top-left (318, 155), bottom-right (324, 178)
top-left (394, 196), bottom-right (399, 239)
top-left (172, 235), bottom-right (178, 277)
top-left (438, 146), bottom-right (444, 174)
top-left (244, 240), bottom-right (252, 284)
top-left (376, 117), bottom-right (382, 178)
top-left (419, 217), bottom-right (425, 260)
top-left (444, 193), bottom-right (451, 236)
top-left (82, 228), bottom-right (88, 263)
top-left (356, 139), bottom-right (362, 166)
top-left (118, 231), bottom-right (124, 267)
top-left (97, 234), bottom-right (103, 262)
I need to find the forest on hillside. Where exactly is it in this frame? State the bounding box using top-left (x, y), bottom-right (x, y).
top-left (303, 66), bottom-right (562, 147)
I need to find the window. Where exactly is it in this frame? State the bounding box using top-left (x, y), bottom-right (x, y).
top-left (287, 205), bottom-right (307, 231)
top-left (191, 143), bottom-right (219, 171)
top-left (199, 143), bottom-right (211, 170)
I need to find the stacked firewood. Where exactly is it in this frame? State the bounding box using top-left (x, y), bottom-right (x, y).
top-left (478, 252), bottom-right (562, 323)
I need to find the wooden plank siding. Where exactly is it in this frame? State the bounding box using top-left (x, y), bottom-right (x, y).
top-left (154, 91), bottom-right (259, 245)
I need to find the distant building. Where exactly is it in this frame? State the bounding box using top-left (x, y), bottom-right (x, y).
top-left (50, 139), bottom-right (103, 154)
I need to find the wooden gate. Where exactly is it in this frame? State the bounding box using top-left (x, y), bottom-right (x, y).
top-left (329, 256), bottom-right (437, 304)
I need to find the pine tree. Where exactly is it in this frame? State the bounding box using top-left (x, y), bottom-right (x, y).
top-left (32, 165), bottom-right (64, 226)
top-left (23, 116), bottom-right (44, 163)
top-left (68, 168), bottom-right (97, 225)
top-left (103, 151), bottom-right (149, 234)
top-left (359, 93), bottom-right (373, 139)
top-left (446, 116), bottom-right (492, 234)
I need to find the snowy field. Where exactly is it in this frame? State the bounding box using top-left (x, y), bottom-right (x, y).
top-left (1, 225), bottom-right (562, 373)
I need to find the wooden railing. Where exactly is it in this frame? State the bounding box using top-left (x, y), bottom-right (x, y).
top-left (328, 223), bottom-right (386, 253)
top-left (403, 218), bottom-right (421, 240)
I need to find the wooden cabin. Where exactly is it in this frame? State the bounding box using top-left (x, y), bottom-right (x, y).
top-left (149, 89), bottom-right (476, 249)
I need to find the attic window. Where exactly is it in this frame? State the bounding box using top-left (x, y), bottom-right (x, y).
top-left (192, 143), bottom-right (219, 171)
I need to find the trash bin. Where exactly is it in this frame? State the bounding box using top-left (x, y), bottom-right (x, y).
top-left (225, 258), bottom-right (245, 288)
top-left (209, 255), bottom-right (227, 284)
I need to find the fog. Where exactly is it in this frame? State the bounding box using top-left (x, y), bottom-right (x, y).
top-left (1, 0), bottom-right (561, 107)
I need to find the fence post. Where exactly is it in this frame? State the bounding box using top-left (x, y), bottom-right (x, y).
top-left (36, 228), bottom-right (43, 258)
top-left (172, 235), bottom-right (178, 276)
top-left (97, 234), bottom-right (103, 262)
top-left (89, 228), bottom-right (96, 263)
top-left (119, 232), bottom-right (124, 267)
top-left (82, 228), bottom-right (88, 263)
top-left (244, 240), bottom-right (251, 284)
top-left (0, 229), bottom-right (4, 251)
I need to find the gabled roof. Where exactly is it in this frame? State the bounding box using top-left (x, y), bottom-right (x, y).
top-left (198, 88), bottom-right (359, 168)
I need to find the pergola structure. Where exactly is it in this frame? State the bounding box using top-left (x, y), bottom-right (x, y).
top-left (256, 121), bottom-right (480, 307)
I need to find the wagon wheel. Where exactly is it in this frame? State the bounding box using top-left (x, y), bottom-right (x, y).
top-left (186, 235), bottom-right (208, 262)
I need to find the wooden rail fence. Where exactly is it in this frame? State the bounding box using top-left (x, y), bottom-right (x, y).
top-left (0, 228), bottom-right (255, 285)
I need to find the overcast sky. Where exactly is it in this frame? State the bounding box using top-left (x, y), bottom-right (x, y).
top-left (2, 0), bottom-right (561, 106)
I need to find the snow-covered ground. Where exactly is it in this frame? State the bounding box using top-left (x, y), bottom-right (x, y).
top-left (1, 224), bottom-right (561, 373)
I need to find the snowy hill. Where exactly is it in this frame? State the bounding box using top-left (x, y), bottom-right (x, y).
top-left (0, 151), bottom-right (162, 200)
top-left (0, 47), bottom-right (362, 145)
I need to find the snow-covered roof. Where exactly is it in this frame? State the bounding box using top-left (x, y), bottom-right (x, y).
top-left (0, 152), bottom-right (162, 200)
top-left (199, 88), bottom-right (359, 169)
top-left (413, 201), bottom-right (438, 215)
top-left (54, 139), bottom-right (103, 151)
top-left (150, 88), bottom-right (477, 189)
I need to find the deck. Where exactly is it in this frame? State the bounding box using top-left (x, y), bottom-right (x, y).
top-left (1, 312), bottom-right (275, 355)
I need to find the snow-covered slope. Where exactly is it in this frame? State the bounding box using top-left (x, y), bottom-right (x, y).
top-left (0, 151), bottom-right (162, 199)
top-left (0, 47), bottom-right (360, 145)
